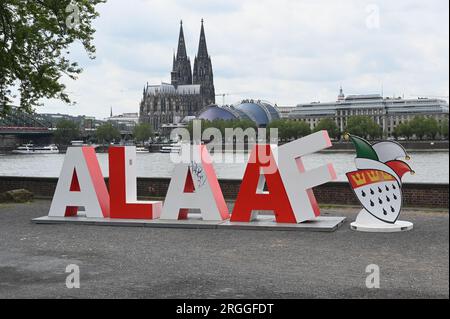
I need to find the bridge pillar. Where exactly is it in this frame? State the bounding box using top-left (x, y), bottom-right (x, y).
top-left (0, 134), bottom-right (53, 152)
top-left (0, 135), bottom-right (21, 152)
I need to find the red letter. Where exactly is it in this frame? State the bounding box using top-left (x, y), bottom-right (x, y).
top-left (109, 147), bottom-right (162, 219)
top-left (231, 145), bottom-right (296, 223)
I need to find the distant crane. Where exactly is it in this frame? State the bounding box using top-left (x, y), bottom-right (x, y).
top-left (215, 93), bottom-right (232, 106)
top-left (215, 92), bottom-right (250, 105)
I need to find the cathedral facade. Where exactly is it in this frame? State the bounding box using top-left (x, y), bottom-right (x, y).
top-left (139, 20), bottom-right (215, 131)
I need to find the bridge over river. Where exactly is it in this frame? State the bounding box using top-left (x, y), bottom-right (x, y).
top-left (0, 107), bottom-right (55, 151)
top-left (0, 106), bottom-right (135, 152)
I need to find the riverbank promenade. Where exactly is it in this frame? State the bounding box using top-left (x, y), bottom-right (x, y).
top-left (0, 200), bottom-right (448, 299)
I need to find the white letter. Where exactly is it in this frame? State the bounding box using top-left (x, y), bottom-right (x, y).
top-left (366, 264), bottom-right (380, 288)
top-left (65, 4), bottom-right (80, 29)
top-left (366, 4), bottom-right (380, 30)
top-left (277, 131), bottom-right (337, 222)
top-left (161, 145), bottom-right (229, 221)
top-left (49, 147), bottom-right (109, 218)
top-left (66, 264), bottom-right (80, 289)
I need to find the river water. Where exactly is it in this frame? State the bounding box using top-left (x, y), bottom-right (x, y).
top-left (0, 151), bottom-right (448, 184)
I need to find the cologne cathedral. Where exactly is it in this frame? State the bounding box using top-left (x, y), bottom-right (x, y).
top-left (139, 20), bottom-right (215, 131)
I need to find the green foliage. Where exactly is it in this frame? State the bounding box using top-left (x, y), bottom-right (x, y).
top-left (96, 122), bottom-right (120, 144)
top-left (440, 119), bottom-right (449, 139)
top-left (267, 119), bottom-right (311, 141)
top-left (53, 119), bottom-right (80, 146)
top-left (393, 116), bottom-right (442, 140)
top-left (345, 116), bottom-right (382, 140)
top-left (411, 116), bottom-right (440, 140)
top-left (393, 122), bottom-right (413, 139)
top-left (313, 118), bottom-right (340, 139)
top-left (133, 123), bottom-right (154, 144)
top-left (0, 0), bottom-right (105, 113)
top-left (424, 117), bottom-right (440, 140)
top-left (408, 116), bottom-right (428, 140)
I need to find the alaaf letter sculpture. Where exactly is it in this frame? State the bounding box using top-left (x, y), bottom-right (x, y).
top-left (345, 134), bottom-right (415, 232)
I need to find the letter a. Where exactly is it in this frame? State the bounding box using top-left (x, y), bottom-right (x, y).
top-left (49, 147), bottom-right (109, 218)
top-left (160, 145), bottom-right (229, 221)
top-left (109, 146), bottom-right (162, 219)
top-left (231, 144), bottom-right (297, 223)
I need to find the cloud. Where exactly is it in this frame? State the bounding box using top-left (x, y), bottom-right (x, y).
top-left (36, 0), bottom-right (449, 118)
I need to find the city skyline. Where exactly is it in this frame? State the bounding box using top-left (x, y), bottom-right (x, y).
top-left (28, 0), bottom-right (449, 119)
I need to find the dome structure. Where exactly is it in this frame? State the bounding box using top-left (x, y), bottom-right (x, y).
top-left (198, 105), bottom-right (238, 121)
top-left (197, 100), bottom-right (280, 127)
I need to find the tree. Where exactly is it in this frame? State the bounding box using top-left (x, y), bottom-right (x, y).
top-left (408, 116), bottom-right (439, 140)
top-left (133, 123), bottom-right (154, 145)
top-left (292, 121), bottom-right (311, 139)
top-left (0, 0), bottom-right (105, 114)
top-left (314, 118), bottom-right (340, 139)
top-left (346, 116), bottom-right (382, 140)
top-left (96, 123), bottom-right (120, 144)
top-left (267, 119), bottom-right (291, 141)
top-left (267, 120), bottom-right (286, 141)
top-left (408, 116), bottom-right (426, 140)
top-left (393, 122), bottom-right (413, 140)
top-left (424, 117), bottom-right (439, 140)
top-left (53, 119), bottom-right (80, 146)
top-left (440, 119), bottom-right (449, 140)
top-left (393, 116), bottom-right (440, 140)
top-left (267, 119), bottom-right (311, 141)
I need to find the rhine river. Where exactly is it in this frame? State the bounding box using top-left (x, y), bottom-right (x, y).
top-left (0, 151), bottom-right (448, 184)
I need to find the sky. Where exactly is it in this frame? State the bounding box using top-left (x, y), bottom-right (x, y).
top-left (34, 0), bottom-right (449, 119)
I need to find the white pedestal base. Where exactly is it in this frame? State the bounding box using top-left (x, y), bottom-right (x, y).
top-left (32, 214), bottom-right (347, 232)
top-left (350, 209), bottom-right (413, 233)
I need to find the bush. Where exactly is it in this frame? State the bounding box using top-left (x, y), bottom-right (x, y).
top-left (0, 189), bottom-right (34, 203)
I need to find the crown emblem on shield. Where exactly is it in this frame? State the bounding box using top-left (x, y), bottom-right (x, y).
top-left (351, 173), bottom-right (367, 186)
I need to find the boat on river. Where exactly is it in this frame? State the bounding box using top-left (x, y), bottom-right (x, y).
top-left (12, 144), bottom-right (59, 154)
top-left (136, 147), bottom-right (149, 153)
top-left (159, 142), bottom-right (182, 154)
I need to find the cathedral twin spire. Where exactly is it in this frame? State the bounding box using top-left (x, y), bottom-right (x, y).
top-left (171, 20), bottom-right (192, 86)
top-left (193, 19), bottom-right (215, 105)
top-left (176, 20), bottom-right (188, 60)
top-left (175, 19), bottom-right (208, 59)
top-left (171, 20), bottom-right (212, 87)
top-left (197, 19), bottom-right (209, 59)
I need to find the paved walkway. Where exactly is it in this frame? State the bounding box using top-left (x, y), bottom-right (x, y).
top-left (0, 200), bottom-right (448, 298)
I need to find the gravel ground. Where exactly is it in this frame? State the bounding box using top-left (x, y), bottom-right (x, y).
top-left (0, 200), bottom-right (448, 299)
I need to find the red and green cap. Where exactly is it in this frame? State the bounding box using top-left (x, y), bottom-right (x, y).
top-left (345, 133), bottom-right (415, 180)
top-left (344, 133), bottom-right (379, 161)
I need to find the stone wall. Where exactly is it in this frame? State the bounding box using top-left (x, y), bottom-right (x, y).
top-left (0, 176), bottom-right (447, 209)
top-left (327, 140), bottom-right (449, 151)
